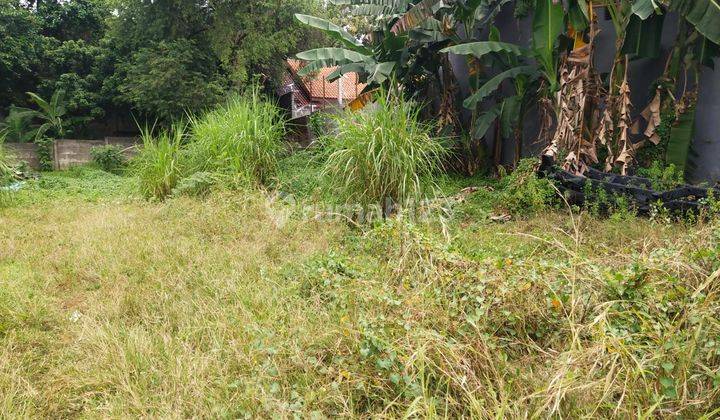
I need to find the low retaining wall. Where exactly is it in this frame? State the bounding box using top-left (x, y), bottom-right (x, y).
top-left (4, 143), bottom-right (41, 169)
top-left (3, 138), bottom-right (139, 170)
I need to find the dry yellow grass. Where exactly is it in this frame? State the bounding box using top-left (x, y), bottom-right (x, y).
top-left (1, 170), bottom-right (719, 418)
top-left (1, 186), bottom-right (342, 417)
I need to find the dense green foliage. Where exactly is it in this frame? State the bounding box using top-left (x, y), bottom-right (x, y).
top-left (90, 145), bottom-right (127, 174)
top-left (297, 0), bottom-right (719, 176)
top-left (0, 0), bottom-right (326, 132)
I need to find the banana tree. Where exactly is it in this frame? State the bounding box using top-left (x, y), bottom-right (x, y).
top-left (627, 0), bottom-right (720, 176)
top-left (14, 90), bottom-right (69, 141)
top-left (442, 0), bottom-right (566, 167)
top-left (295, 0), bottom-right (513, 94)
top-left (0, 107), bottom-right (38, 143)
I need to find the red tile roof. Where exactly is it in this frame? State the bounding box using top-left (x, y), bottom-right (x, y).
top-left (287, 59), bottom-right (367, 101)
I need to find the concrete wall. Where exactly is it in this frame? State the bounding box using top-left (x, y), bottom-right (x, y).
top-left (3, 138), bottom-right (138, 170)
top-left (54, 138), bottom-right (139, 170)
top-left (691, 59), bottom-right (720, 183)
top-left (4, 143), bottom-right (41, 169)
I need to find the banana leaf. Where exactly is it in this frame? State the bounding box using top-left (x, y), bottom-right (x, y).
top-left (666, 106), bottom-right (697, 174)
top-left (441, 41), bottom-right (526, 58)
top-left (568, 0), bottom-right (589, 32)
top-left (351, 5), bottom-right (400, 15)
top-left (672, 0), bottom-right (720, 44)
top-left (296, 48), bottom-right (373, 77)
top-left (295, 14), bottom-right (370, 53)
top-left (463, 65), bottom-right (537, 109)
top-left (500, 95), bottom-right (521, 139)
top-left (326, 63), bottom-right (369, 82)
top-left (472, 103), bottom-right (503, 139)
top-left (697, 37), bottom-right (720, 69)
top-left (390, 0), bottom-right (443, 34)
top-left (632, 0), bottom-right (662, 20)
top-left (621, 12), bottom-right (665, 58)
top-left (474, 0), bottom-right (511, 26)
top-left (532, 0), bottom-right (564, 86)
top-left (369, 62), bottom-right (397, 83)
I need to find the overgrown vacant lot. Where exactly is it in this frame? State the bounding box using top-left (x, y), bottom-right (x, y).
top-left (1, 169), bottom-right (719, 418)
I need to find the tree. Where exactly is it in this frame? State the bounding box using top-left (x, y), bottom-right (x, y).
top-left (118, 40), bottom-right (225, 122)
top-left (0, 0), bottom-right (44, 110)
top-left (208, 0), bottom-right (328, 87)
top-left (37, 0), bottom-right (108, 42)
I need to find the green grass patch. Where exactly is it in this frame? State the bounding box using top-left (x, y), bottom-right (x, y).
top-left (1, 160), bottom-right (719, 418)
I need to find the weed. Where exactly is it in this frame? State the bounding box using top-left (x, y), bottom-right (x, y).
top-left (185, 89), bottom-right (285, 185)
top-left (496, 158), bottom-right (556, 216)
top-left (0, 139), bottom-right (14, 183)
top-left (35, 136), bottom-right (54, 171)
top-left (319, 91), bottom-right (448, 211)
top-left (171, 171), bottom-right (225, 197)
top-left (130, 89), bottom-right (284, 200)
top-left (274, 149), bottom-right (325, 200)
top-left (91, 145), bottom-right (127, 174)
top-left (308, 111), bottom-right (332, 138)
top-left (131, 124), bottom-right (185, 199)
top-left (637, 161), bottom-right (685, 190)
top-left (582, 181), bottom-right (638, 219)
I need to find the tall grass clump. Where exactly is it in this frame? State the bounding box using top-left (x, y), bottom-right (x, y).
top-left (130, 89), bottom-right (285, 200)
top-left (132, 124), bottom-right (185, 199)
top-left (320, 91), bottom-right (447, 209)
top-left (185, 89), bottom-right (285, 185)
top-left (0, 134), bottom-right (14, 183)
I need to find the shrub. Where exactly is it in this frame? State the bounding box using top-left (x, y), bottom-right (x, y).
top-left (185, 89), bottom-right (285, 185)
top-left (496, 158), bottom-right (556, 215)
top-left (171, 171), bottom-right (225, 197)
top-left (636, 161), bottom-right (685, 190)
top-left (35, 136), bottom-right (54, 171)
top-left (91, 145), bottom-right (127, 174)
top-left (131, 124), bottom-right (185, 200)
top-left (320, 92), bottom-right (447, 210)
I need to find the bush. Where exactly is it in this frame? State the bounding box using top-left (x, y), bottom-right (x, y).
top-left (320, 92), bottom-right (447, 209)
top-left (91, 145), bottom-right (127, 174)
top-left (131, 124), bottom-right (185, 200)
top-left (496, 158), bottom-right (557, 215)
top-left (35, 136), bottom-right (54, 171)
top-left (636, 161), bottom-right (685, 190)
top-left (185, 89), bottom-right (285, 185)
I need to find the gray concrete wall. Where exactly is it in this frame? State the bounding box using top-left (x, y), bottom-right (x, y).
top-left (691, 59), bottom-right (720, 183)
top-left (54, 139), bottom-right (107, 170)
top-left (54, 138), bottom-right (138, 170)
top-left (3, 138), bottom-right (138, 170)
top-left (4, 143), bottom-right (40, 169)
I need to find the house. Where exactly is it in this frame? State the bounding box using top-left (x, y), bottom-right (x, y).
top-left (278, 59), bottom-right (367, 120)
